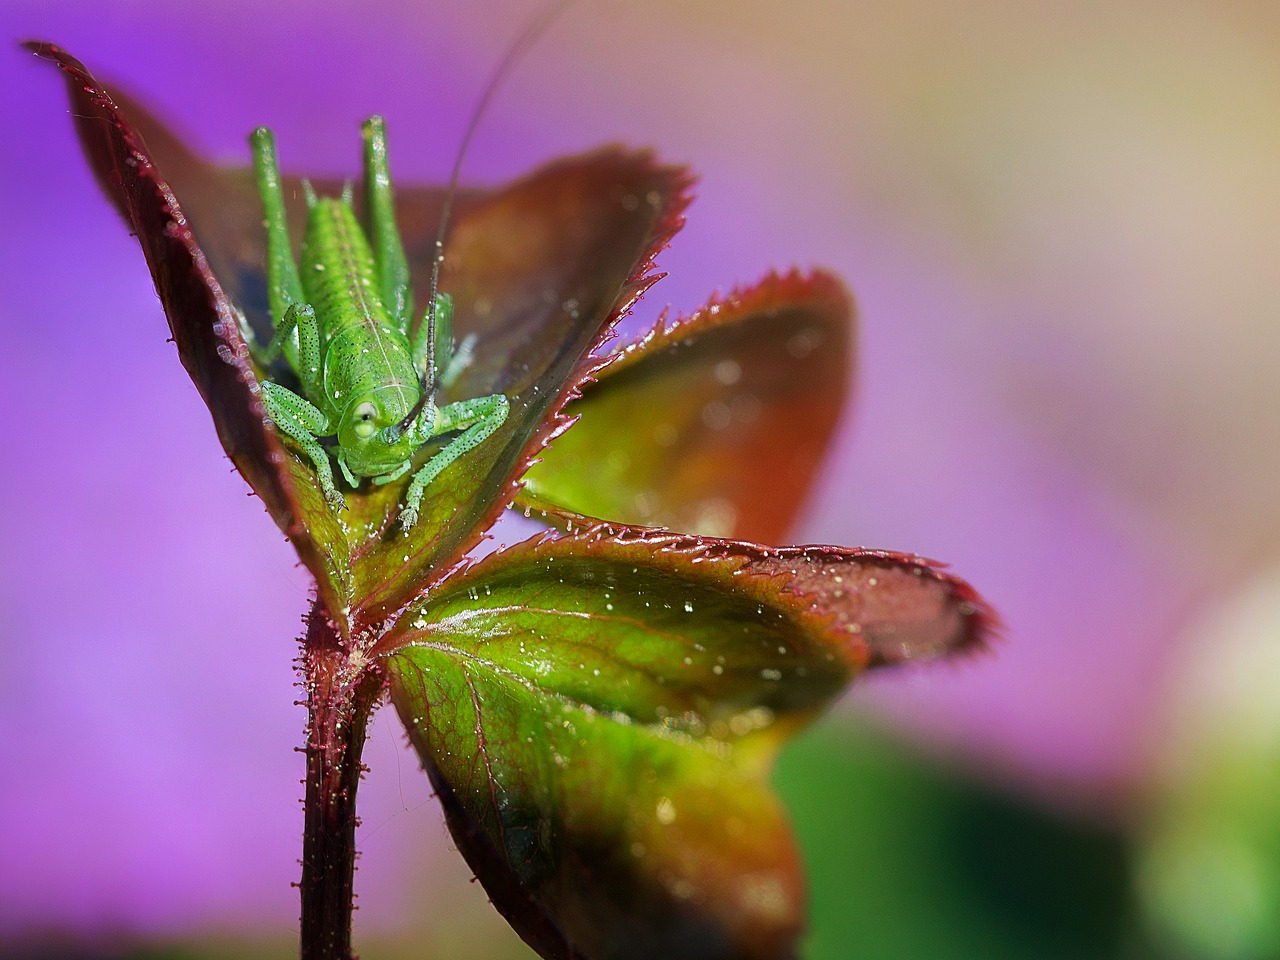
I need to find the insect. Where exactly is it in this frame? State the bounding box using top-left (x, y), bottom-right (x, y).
top-left (247, 116), bottom-right (508, 531)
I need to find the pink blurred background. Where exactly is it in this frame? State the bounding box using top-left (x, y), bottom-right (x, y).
top-left (4, 0), bottom-right (1277, 952)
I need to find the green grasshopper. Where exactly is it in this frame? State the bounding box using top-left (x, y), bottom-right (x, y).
top-left (247, 116), bottom-right (508, 531)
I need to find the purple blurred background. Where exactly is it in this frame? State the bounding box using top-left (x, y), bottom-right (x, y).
top-left (4, 0), bottom-right (1277, 951)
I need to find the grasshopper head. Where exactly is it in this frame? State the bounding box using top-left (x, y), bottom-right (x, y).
top-left (337, 389), bottom-right (418, 477)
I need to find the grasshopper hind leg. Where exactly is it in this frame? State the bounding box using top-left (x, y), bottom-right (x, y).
top-left (362, 115), bottom-right (413, 327)
top-left (249, 127), bottom-right (308, 375)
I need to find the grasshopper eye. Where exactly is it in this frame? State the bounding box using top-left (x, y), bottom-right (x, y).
top-left (353, 401), bottom-right (378, 439)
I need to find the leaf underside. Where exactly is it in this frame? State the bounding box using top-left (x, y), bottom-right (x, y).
top-left (387, 527), bottom-right (991, 960)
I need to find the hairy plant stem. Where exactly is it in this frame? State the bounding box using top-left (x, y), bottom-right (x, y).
top-left (300, 608), bottom-right (383, 960)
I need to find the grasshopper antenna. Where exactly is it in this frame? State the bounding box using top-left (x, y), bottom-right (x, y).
top-left (397, 0), bottom-right (575, 434)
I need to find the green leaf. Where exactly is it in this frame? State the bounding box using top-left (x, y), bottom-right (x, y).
top-left (385, 527), bottom-right (990, 959)
top-left (518, 270), bottom-right (854, 544)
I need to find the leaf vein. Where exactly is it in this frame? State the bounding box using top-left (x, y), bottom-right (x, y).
top-left (461, 664), bottom-right (511, 866)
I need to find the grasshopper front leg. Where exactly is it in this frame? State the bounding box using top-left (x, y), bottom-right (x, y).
top-left (399, 393), bottom-right (509, 530)
top-left (261, 381), bottom-right (345, 511)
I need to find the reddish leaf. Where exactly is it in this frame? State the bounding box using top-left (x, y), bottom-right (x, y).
top-left (517, 270), bottom-right (853, 543)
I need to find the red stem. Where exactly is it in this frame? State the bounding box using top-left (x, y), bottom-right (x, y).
top-left (299, 608), bottom-right (382, 960)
